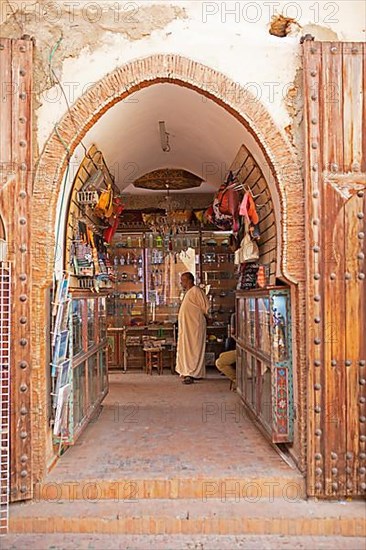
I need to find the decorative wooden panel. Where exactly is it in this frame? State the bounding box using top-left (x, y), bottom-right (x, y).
top-left (0, 38), bottom-right (33, 501)
top-left (304, 40), bottom-right (366, 498)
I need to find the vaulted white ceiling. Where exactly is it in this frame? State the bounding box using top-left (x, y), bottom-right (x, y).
top-left (81, 83), bottom-right (261, 194)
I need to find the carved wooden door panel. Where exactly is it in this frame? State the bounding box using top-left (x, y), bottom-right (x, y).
top-left (0, 37), bottom-right (33, 502)
top-left (304, 40), bottom-right (366, 497)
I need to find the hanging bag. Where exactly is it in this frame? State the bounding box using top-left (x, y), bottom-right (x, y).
top-left (241, 232), bottom-right (259, 262)
top-left (234, 223), bottom-right (260, 265)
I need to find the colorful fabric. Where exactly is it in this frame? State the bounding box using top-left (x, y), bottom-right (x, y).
top-left (239, 192), bottom-right (259, 225)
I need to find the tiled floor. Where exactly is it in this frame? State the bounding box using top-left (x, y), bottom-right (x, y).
top-left (47, 370), bottom-right (299, 482)
top-left (3, 534), bottom-right (366, 549)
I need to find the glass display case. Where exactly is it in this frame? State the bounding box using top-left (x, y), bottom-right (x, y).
top-left (54, 293), bottom-right (108, 445)
top-left (109, 232), bottom-right (145, 328)
top-left (236, 287), bottom-right (293, 443)
top-left (71, 299), bottom-right (83, 356)
top-left (87, 298), bottom-right (95, 348)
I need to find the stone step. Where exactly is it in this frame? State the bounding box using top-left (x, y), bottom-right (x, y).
top-left (35, 475), bottom-right (305, 501)
top-left (2, 533), bottom-right (366, 550)
top-left (10, 498), bottom-right (366, 536)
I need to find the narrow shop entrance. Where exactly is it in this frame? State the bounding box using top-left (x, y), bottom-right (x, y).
top-left (41, 78), bottom-right (304, 497)
top-left (28, 55), bottom-right (308, 500)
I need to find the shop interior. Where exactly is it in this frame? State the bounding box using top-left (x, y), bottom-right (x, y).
top-left (48, 84), bottom-right (296, 475)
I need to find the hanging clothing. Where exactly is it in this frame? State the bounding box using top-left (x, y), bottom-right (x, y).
top-left (239, 192), bottom-right (259, 225)
top-left (176, 285), bottom-right (209, 379)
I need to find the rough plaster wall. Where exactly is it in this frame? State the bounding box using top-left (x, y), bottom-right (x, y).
top-left (1, 1), bottom-right (365, 155)
top-left (1, 1), bottom-right (187, 93)
top-left (0, 0), bottom-right (187, 156)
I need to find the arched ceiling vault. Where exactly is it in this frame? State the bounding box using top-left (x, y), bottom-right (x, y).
top-left (78, 83), bottom-right (278, 203)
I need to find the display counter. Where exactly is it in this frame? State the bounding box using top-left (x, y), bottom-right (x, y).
top-left (236, 287), bottom-right (294, 443)
top-left (53, 291), bottom-right (108, 445)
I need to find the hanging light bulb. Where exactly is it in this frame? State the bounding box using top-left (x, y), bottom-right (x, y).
top-left (159, 121), bottom-right (170, 152)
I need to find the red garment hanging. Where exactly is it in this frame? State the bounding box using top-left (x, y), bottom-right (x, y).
top-left (239, 192), bottom-right (259, 225)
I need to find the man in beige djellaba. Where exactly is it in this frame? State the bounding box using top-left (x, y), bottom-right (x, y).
top-left (176, 272), bottom-right (210, 385)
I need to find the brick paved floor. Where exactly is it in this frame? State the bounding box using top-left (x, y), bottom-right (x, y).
top-left (47, 370), bottom-right (299, 482)
top-left (2, 533), bottom-right (366, 549)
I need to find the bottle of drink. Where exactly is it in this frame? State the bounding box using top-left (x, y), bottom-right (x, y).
top-left (127, 236), bottom-right (132, 248)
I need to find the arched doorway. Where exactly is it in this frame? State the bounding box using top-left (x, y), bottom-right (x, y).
top-left (30, 55), bottom-right (305, 489)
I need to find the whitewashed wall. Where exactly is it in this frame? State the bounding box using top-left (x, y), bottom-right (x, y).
top-left (29, 0), bottom-right (365, 151)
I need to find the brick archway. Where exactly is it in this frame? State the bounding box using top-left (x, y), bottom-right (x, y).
top-left (31, 54), bottom-right (306, 481)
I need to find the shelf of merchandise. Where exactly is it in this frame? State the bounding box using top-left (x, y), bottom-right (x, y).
top-left (201, 231), bottom-right (236, 365)
top-left (106, 229), bottom-right (237, 370)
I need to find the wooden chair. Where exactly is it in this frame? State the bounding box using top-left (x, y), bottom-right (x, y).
top-left (144, 347), bottom-right (163, 375)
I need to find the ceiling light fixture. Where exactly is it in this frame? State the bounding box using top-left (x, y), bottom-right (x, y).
top-left (159, 121), bottom-right (171, 152)
top-left (142, 183), bottom-right (191, 239)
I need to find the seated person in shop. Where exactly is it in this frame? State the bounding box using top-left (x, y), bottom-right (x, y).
top-left (175, 272), bottom-right (210, 385)
top-left (215, 314), bottom-right (236, 388)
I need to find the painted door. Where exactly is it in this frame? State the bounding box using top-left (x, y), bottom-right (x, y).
top-left (304, 40), bottom-right (366, 497)
top-left (0, 37), bottom-right (33, 501)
